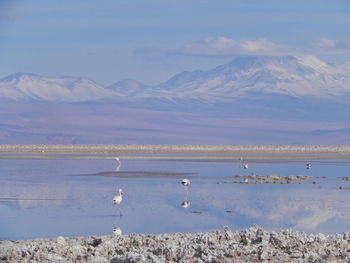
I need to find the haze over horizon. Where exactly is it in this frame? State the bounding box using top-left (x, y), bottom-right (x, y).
top-left (1, 0), bottom-right (350, 85)
top-left (1, 1), bottom-right (350, 145)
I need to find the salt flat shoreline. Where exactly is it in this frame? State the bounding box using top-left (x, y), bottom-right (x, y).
top-left (1, 226), bottom-right (350, 263)
top-left (1, 144), bottom-right (350, 161)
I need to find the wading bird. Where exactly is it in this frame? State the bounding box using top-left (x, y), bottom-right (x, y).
top-left (239, 157), bottom-right (249, 169)
top-left (113, 227), bottom-right (122, 236)
top-left (113, 188), bottom-right (123, 216)
top-left (181, 201), bottom-right (190, 208)
top-left (181, 179), bottom-right (190, 186)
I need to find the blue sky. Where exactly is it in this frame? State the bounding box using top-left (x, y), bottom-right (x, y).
top-left (1, 0), bottom-right (350, 85)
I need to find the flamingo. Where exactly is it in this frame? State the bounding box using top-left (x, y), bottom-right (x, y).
top-left (113, 188), bottom-right (123, 216)
top-left (113, 227), bottom-right (122, 236)
top-left (181, 179), bottom-right (190, 208)
top-left (181, 201), bottom-right (190, 208)
top-left (181, 179), bottom-right (190, 186)
top-left (239, 157), bottom-right (248, 169)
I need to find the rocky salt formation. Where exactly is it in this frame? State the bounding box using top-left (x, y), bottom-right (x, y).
top-left (1, 226), bottom-right (350, 263)
top-left (341, 176), bottom-right (350, 181)
top-left (222, 175), bottom-right (312, 185)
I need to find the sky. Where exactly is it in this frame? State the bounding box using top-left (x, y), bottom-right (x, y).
top-left (1, 0), bottom-right (350, 86)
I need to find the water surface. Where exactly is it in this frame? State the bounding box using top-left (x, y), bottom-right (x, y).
top-left (1, 158), bottom-right (350, 240)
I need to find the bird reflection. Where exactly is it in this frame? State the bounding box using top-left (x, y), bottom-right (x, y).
top-left (113, 226), bottom-right (122, 236)
top-left (115, 157), bottom-right (121, 172)
top-left (181, 179), bottom-right (191, 208)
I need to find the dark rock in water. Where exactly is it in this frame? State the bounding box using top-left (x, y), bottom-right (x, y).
top-left (341, 176), bottom-right (350, 181)
top-left (90, 238), bottom-right (102, 247)
top-left (191, 210), bottom-right (202, 214)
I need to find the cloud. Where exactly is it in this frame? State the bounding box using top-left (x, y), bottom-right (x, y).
top-left (159, 37), bottom-right (301, 57)
top-left (144, 37), bottom-right (350, 59)
top-left (318, 39), bottom-right (350, 51)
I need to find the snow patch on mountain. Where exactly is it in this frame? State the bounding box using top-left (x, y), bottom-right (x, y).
top-left (159, 56), bottom-right (350, 99)
top-left (0, 73), bottom-right (113, 102)
top-left (1, 56), bottom-right (350, 102)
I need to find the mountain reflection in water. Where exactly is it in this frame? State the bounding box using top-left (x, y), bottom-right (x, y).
top-left (0, 158), bottom-right (350, 240)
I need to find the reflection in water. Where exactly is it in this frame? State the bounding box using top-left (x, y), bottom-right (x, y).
top-left (115, 157), bottom-right (121, 172)
top-left (2, 159), bottom-right (350, 240)
top-left (181, 179), bottom-right (190, 209)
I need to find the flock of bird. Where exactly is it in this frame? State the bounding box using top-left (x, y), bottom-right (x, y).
top-left (111, 157), bottom-right (312, 235)
top-left (111, 157), bottom-right (312, 208)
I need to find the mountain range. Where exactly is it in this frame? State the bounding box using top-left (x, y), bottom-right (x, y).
top-left (1, 56), bottom-right (350, 102)
top-left (1, 55), bottom-right (350, 144)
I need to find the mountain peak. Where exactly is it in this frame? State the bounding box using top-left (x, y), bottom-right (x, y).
top-left (295, 55), bottom-right (329, 71)
top-left (229, 55), bottom-right (297, 65)
top-left (0, 72), bottom-right (111, 102)
top-left (1, 72), bottom-right (40, 81)
top-left (1, 55), bottom-right (349, 102)
top-left (159, 55), bottom-right (350, 99)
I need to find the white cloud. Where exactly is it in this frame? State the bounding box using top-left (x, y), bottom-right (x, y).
top-left (318, 39), bottom-right (350, 51)
top-left (151, 37), bottom-right (350, 59)
top-left (164, 37), bottom-right (301, 57)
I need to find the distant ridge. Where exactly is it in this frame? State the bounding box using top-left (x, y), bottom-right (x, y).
top-left (1, 56), bottom-right (350, 102)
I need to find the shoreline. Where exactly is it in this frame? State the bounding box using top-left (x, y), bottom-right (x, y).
top-left (1, 226), bottom-right (349, 262)
top-left (1, 144), bottom-right (350, 161)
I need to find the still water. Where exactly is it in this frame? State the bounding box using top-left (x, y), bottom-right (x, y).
top-left (1, 158), bottom-right (350, 240)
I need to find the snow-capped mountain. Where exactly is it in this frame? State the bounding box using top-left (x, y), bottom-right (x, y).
top-left (107, 79), bottom-right (150, 96)
top-left (1, 56), bottom-right (350, 145)
top-left (0, 73), bottom-right (112, 102)
top-left (0, 56), bottom-right (349, 102)
top-left (106, 79), bottom-right (169, 99)
top-left (160, 56), bottom-right (350, 100)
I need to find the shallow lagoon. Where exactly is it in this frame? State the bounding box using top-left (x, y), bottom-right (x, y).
top-left (1, 158), bottom-right (350, 240)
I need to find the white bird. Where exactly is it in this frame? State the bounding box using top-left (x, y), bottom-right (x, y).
top-left (113, 188), bottom-right (123, 216)
top-left (181, 179), bottom-right (190, 186)
top-left (113, 227), bottom-right (122, 236)
top-left (243, 178), bottom-right (249, 183)
top-left (306, 163), bottom-right (311, 169)
top-left (113, 188), bottom-right (123, 205)
top-left (239, 157), bottom-right (249, 169)
top-left (181, 201), bottom-right (190, 208)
